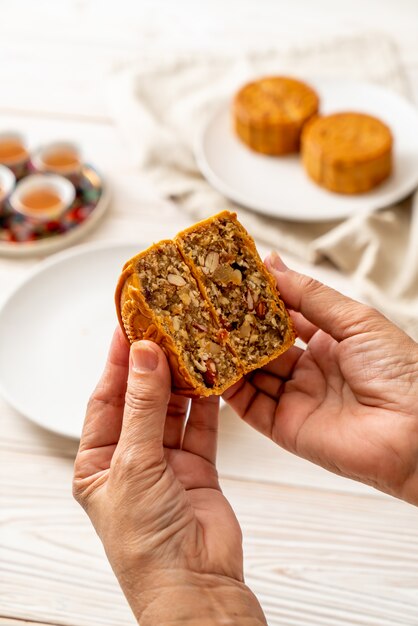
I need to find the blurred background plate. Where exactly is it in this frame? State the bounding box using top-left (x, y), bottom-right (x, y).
top-left (0, 240), bottom-right (143, 438)
top-left (195, 79), bottom-right (418, 221)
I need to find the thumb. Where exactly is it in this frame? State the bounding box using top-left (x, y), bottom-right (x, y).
top-left (118, 340), bottom-right (171, 461)
top-left (266, 252), bottom-right (381, 342)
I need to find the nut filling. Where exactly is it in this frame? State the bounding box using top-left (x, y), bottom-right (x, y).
top-left (136, 242), bottom-right (239, 388)
top-left (116, 210), bottom-right (295, 396)
top-left (178, 217), bottom-right (287, 365)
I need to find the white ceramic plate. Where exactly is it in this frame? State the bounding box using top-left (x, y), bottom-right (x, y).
top-left (0, 241), bottom-right (143, 438)
top-left (195, 79), bottom-right (418, 221)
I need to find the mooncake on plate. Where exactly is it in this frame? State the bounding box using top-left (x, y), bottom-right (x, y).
top-left (301, 112), bottom-right (393, 194)
top-left (233, 76), bottom-right (319, 155)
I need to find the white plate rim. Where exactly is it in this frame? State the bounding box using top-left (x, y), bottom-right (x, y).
top-left (0, 169), bottom-right (110, 257)
top-left (194, 78), bottom-right (418, 222)
top-left (0, 239), bottom-right (144, 439)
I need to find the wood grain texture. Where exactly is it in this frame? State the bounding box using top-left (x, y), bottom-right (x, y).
top-left (2, 403), bottom-right (418, 626)
top-left (0, 616), bottom-right (58, 626)
top-left (218, 406), bottom-right (383, 497)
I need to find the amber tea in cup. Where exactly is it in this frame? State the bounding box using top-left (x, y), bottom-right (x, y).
top-left (42, 148), bottom-right (79, 170)
top-left (0, 137), bottom-right (27, 163)
top-left (33, 142), bottom-right (82, 183)
top-left (21, 188), bottom-right (62, 212)
top-left (0, 132), bottom-right (29, 178)
top-left (10, 174), bottom-right (76, 222)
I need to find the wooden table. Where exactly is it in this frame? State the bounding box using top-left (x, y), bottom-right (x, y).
top-left (1, 2), bottom-right (418, 624)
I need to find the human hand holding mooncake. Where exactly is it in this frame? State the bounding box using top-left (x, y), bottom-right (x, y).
top-left (74, 232), bottom-right (417, 626)
top-left (224, 252), bottom-right (418, 506)
top-left (115, 211), bottom-right (295, 397)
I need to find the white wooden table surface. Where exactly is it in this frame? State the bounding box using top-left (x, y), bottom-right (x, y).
top-left (1, 2), bottom-right (418, 625)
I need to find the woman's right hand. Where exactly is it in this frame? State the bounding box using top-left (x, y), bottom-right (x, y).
top-left (223, 253), bottom-right (418, 506)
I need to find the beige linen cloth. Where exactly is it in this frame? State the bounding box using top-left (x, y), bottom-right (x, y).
top-left (108, 34), bottom-right (418, 339)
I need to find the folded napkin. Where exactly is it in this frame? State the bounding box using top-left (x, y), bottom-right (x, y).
top-left (108, 33), bottom-right (418, 339)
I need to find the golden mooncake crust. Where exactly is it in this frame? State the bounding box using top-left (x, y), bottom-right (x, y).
top-left (116, 243), bottom-right (215, 397)
top-left (116, 212), bottom-right (296, 397)
top-left (233, 76), bottom-right (319, 155)
top-left (301, 112), bottom-right (393, 194)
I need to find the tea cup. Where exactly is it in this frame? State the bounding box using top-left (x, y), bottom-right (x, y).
top-left (0, 132), bottom-right (29, 179)
top-left (9, 174), bottom-right (76, 222)
top-left (0, 164), bottom-right (16, 216)
top-left (32, 141), bottom-right (82, 185)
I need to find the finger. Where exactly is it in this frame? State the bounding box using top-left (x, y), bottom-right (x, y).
top-left (289, 310), bottom-right (319, 344)
top-left (79, 326), bottom-right (129, 452)
top-left (117, 340), bottom-right (171, 462)
top-left (249, 370), bottom-right (285, 400)
top-left (164, 448), bottom-right (220, 491)
top-left (266, 252), bottom-right (380, 342)
top-left (223, 345), bottom-right (303, 438)
top-left (163, 394), bottom-right (190, 449)
top-left (181, 396), bottom-right (219, 464)
top-left (258, 345), bottom-right (303, 379)
top-left (223, 377), bottom-right (277, 439)
top-left (223, 346), bottom-right (301, 417)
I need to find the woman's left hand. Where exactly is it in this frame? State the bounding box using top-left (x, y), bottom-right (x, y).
top-left (73, 328), bottom-right (266, 625)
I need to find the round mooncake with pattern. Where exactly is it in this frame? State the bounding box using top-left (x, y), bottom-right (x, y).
top-left (233, 76), bottom-right (319, 155)
top-left (301, 112), bottom-right (393, 194)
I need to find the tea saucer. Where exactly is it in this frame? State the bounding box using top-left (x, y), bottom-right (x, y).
top-left (0, 164), bottom-right (109, 257)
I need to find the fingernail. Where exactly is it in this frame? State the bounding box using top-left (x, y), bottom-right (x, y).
top-left (269, 251), bottom-right (288, 272)
top-left (131, 342), bottom-right (158, 373)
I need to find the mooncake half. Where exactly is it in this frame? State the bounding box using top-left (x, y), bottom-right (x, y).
top-left (116, 211), bottom-right (295, 397)
top-left (175, 212), bottom-right (295, 372)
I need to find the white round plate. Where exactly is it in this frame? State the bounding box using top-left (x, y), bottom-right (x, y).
top-left (0, 240), bottom-right (144, 438)
top-left (195, 79), bottom-right (418, 221)
top-left (0, 168), bottom-right (110, 257)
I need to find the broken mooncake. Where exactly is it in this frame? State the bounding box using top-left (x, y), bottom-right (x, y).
top-left (115, 211), bottom-right (295, 397)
